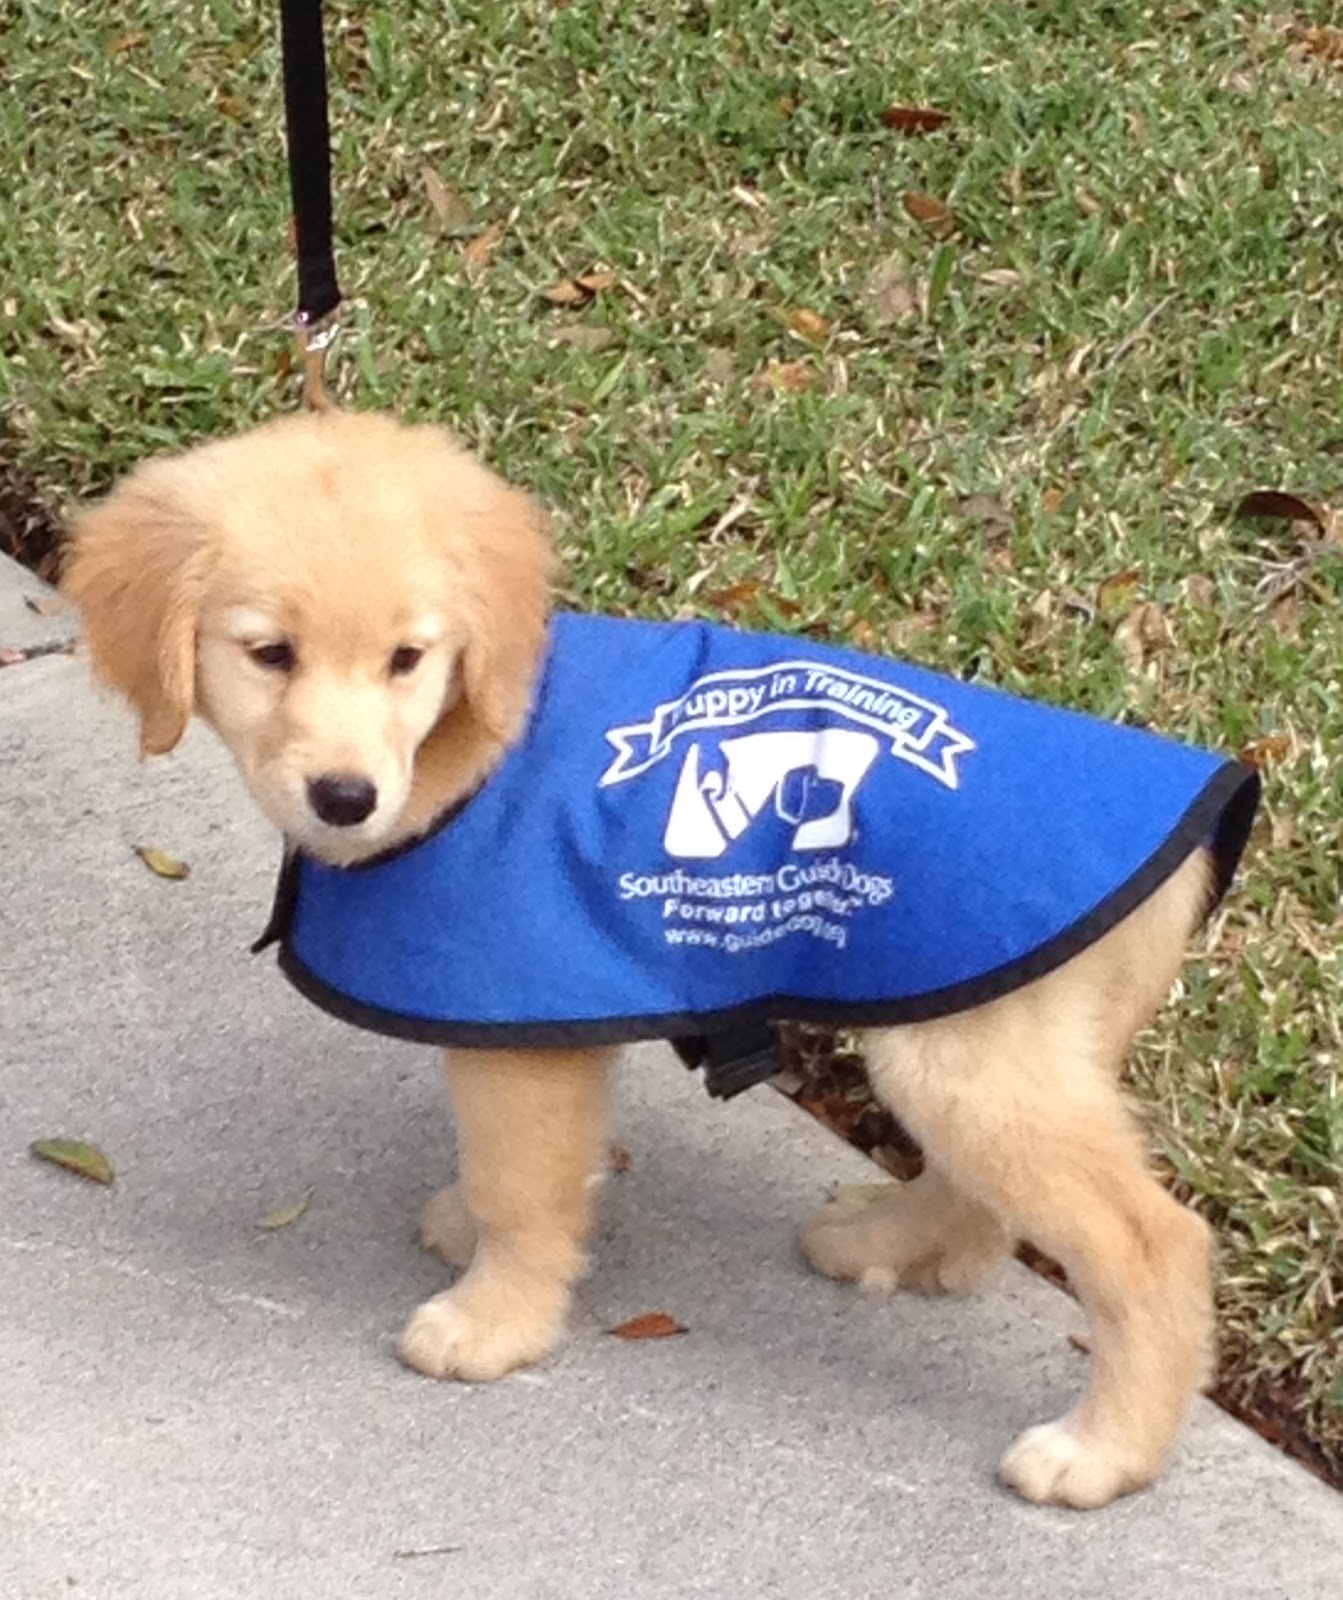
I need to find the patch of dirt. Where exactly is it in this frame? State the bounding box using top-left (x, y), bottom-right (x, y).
top-left (775, 1023), bottom-right (1343, 1495)
top-left (0, 452), bottom-right (64, 582)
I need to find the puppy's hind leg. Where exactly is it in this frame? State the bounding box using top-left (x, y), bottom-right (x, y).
top-left (398, 1045), bottom-right (613, 1382)
top-left (865, 992), bottom-right (1211, 1510)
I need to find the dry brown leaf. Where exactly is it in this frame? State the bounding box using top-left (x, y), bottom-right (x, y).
top-left (881, 104), bottom-right (951, 134)
top-left (1183, 573), bottom-right (1217, 608)
top-left (957, 494), bottom-right (1012, 539)
top-left (704, 348), bottom-right (736, 383)
top-left (869, 259), bottom-right (919, 325)
top-left (757, 360), bottom-right (813, 395)
top-left (462, 222), bottom-right (505, 270)
top-left (902, 192), bottom-right (955, 237)
top-left (1040, 487), bottom-right (1065, 515)
top-left (1114, 599), bottom-right (1169, 671)
top-left (550, 325), bottom-right (616, 353)
top-left (543, 271), bottom-right (618, 308)
top-left (1296, 23), bottom-right (1343, 66)
top-left (1096, 567), bottom-right (1142, 620)
top-left (850, 618), bottom-right (877, 651)
top-left (421, 165), bottom-right (470, 229)
top-left (607, 1142), bottom-right (633, 1174)
top-left (541, 279), bottom-right (590, 307)
top-left (1269, 592), bottom-right (1301, 636)
top-left (31, 1138), bottom-right (115, 1186)
top-left (108, 29), bottom-right (146, 55)
top-left (213, 91), bottom-right (245, 121)
top-left (134, 845), bottom-right (190, 881)
top-left (1234, 489), bottom-right (1328, 532)
top-left (704, 581), bottom-right (762, 615)
top-left (727, 228), bottom-right (771, 258)
top-left (1239, 734), bottom-right (1292, 770)
top-left (608, 1311), bottom-right (688, 1341)
top-left (786, 308), bottom-right (832, 343)
top-left (259, 1191), bottom-right (313, 1230)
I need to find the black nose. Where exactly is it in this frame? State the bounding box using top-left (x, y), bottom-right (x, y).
top-left (307, 773), bottom-right (378, 827)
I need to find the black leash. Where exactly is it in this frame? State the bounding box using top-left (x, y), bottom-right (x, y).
top-left (279, 0), bottom-right (340, 409)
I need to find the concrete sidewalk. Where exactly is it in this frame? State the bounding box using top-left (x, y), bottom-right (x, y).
top-left (2, 553), bottom-right (1341, 1599)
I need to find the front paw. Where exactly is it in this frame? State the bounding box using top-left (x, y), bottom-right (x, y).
top-left (396, 1264), bottom-right (570, 1382)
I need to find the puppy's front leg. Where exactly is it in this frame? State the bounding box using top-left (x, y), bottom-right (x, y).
top-left (398, 1045), bottom-right (613, 1382)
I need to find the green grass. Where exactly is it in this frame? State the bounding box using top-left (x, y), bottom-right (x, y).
top-left (3, 1), bottom-right (1340, 1472)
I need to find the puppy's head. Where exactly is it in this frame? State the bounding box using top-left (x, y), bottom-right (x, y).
top-left (63, 411), bottom-right (552, 863)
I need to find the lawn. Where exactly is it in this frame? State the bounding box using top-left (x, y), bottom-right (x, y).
top-left (2, 1), bottom-right (1340, 1478)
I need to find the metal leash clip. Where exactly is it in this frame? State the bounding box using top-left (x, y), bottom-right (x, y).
top-left (295, 310), bottom-right (339, 413)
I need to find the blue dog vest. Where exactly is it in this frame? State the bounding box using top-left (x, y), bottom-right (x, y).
top-left (257, 612), bottom-right (1257, 1095)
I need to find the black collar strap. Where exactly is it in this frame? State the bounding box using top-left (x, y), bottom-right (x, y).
top-left (279, 0), bottom-right (341, 328)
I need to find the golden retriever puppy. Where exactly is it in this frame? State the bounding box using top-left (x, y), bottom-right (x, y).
top-left (64, 410), bottom-right (1257, 1510)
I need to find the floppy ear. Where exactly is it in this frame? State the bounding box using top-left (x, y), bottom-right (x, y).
top-left (62, 464), bottom-right (212, 756)
top-left (458, 474), bottom-right (555, 745)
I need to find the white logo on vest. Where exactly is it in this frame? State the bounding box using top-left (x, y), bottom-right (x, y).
top-left (661, 728), bottom-right (879, 860)
top-left (603, 661), bottom-right (976, 954)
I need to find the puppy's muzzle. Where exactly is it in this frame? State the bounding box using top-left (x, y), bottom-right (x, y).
top-left (307, 773), bottom-right (378, 827)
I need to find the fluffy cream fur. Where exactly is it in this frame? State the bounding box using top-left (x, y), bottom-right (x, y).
top-left (65, 410), bottom-right (1220, 1509)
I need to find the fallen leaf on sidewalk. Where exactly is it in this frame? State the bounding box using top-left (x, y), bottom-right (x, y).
top-left (134, 845), bottom-right (190, 880)
top-left (31, 1138), bottom-right (115, 1185)
top-left (607, 1142), bottom-right (633, 1173)
top-left (259, 1190), bottom-right (313, 1230)
top-left (608, 1311), bottom-right (688, 1340)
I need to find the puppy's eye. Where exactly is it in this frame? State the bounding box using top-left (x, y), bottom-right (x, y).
top-left (249, 641), bottom-right (296, 672)
top-left (388, 645), bottom-right (424, 677)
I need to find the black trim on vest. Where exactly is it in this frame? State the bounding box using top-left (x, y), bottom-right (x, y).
top-left (257, 762), bottom-right (1260, 1088)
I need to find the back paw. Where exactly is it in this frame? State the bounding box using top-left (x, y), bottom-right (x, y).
top-left (802, 1177), bottom-right (1010, 1295)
